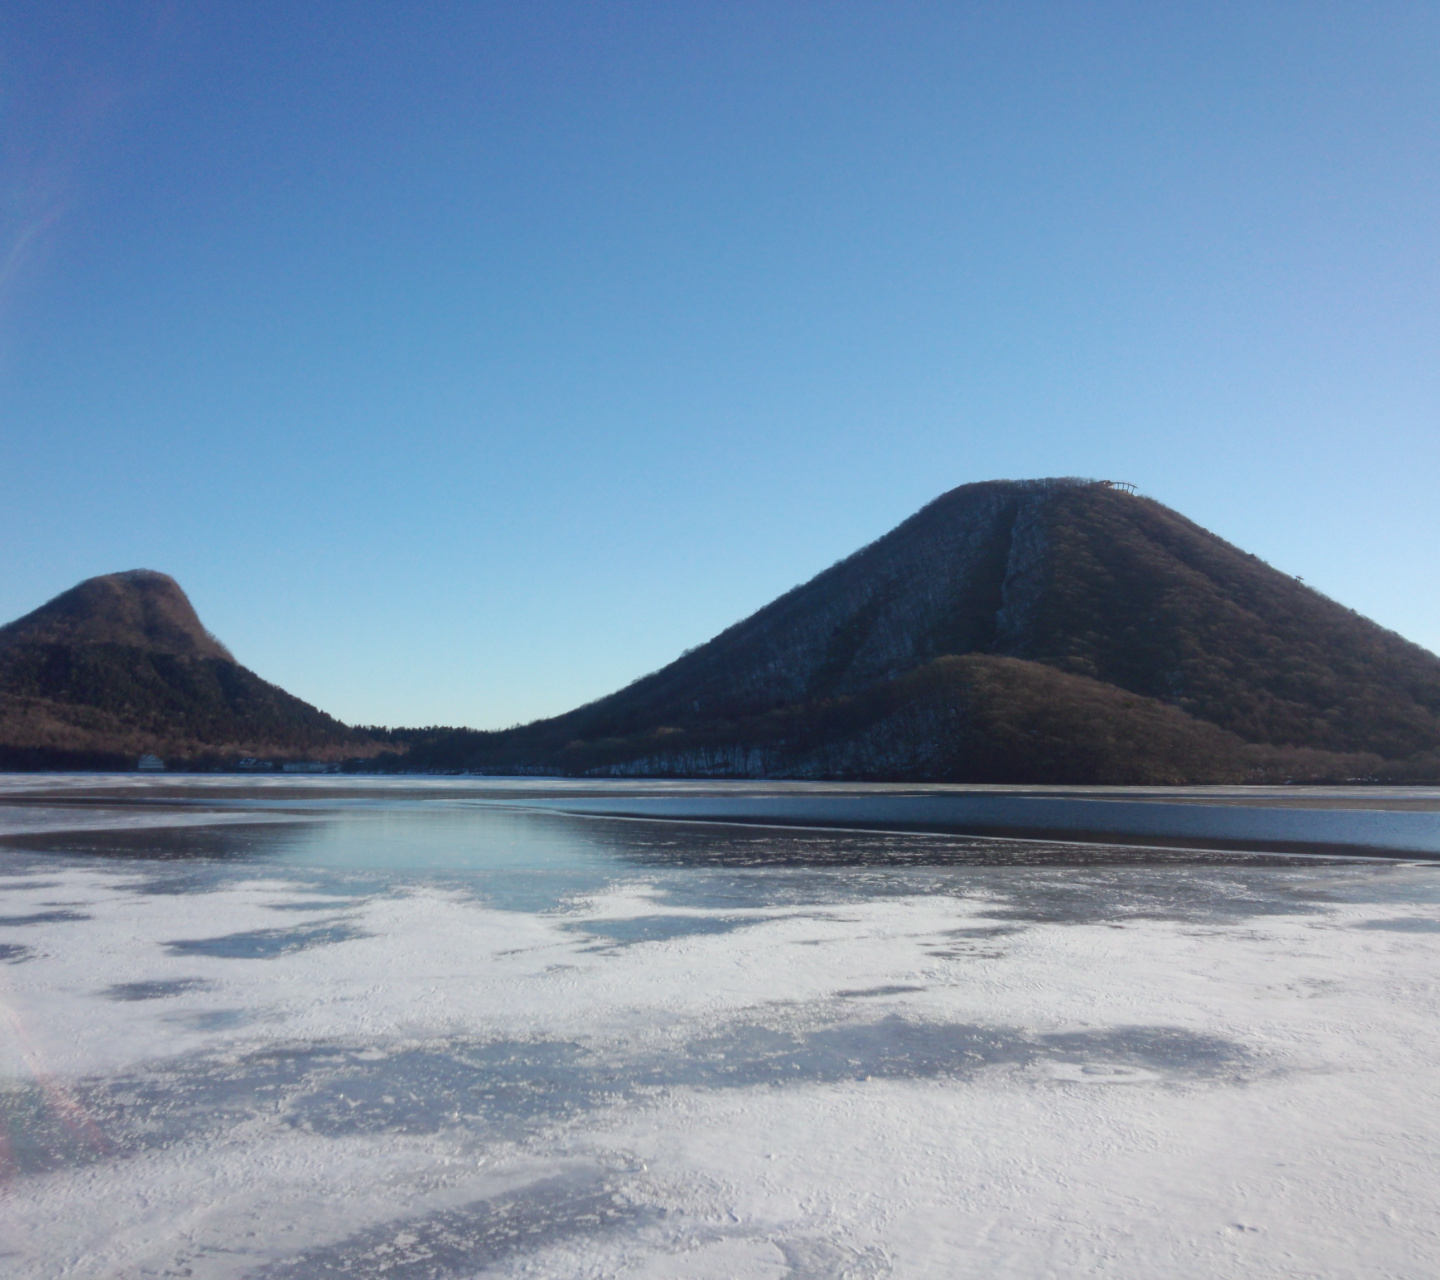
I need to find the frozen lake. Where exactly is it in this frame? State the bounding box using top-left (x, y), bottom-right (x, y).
top-left (2, 776), bottom-right (1439, 1278)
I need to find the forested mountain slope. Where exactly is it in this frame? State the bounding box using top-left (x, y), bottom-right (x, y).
top-left (411, 479), bottom-right (1440, 781)
top-left (0, 570), bottom-right (375, 768)
top-left (7, 481), bottom-right (1438, 781)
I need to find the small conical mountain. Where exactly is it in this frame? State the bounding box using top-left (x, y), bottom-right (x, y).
top-left (416, 479), bottom-right (1440, 782)
top-left (0, 570), bottom-right (371, 769)
top-left (0, 570), bottom-right (235, 661)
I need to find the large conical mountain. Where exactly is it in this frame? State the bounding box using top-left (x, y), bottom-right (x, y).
top-left (0, 570), bottom-right (373, 768)
top-left (415, 479), bottom-right (1440, 783)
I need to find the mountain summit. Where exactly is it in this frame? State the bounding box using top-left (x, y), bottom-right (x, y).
top-left (6, 481), bottom-right (1439, 782)
top-left (413, 478), bottom-right (1440, 782)
top-left (0, 570), bottom-right (372, 769)
top-left (0, 570), bottom-right (234, 661)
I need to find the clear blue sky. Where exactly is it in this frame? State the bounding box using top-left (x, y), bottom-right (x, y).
top-left (2, 1), bottom-right (1437, 729)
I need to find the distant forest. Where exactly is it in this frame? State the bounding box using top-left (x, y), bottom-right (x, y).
top-left (5, 482), bottom-right (1440, 783)
top-left (350, 482), bottom-right (1440, 785)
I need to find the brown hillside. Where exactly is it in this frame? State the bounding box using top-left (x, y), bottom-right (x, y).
top-left (0, 570), bottom-right (233, 660)
top-left (0, 570), bottom-right (377, 768)
top-left (556, 654), bottom-right (1261, 785)
top-left (401, 478), bottom-right (1440, 781)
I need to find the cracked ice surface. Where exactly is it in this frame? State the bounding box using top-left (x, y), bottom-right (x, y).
top-left (1, 780), bottom-right (1439, 1277)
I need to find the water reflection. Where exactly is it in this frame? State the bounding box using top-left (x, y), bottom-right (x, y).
top-left (4, 797), bottom-right (1440, 929)
top-left (3, 820), bottom-right (320, 862)
top-left (4, 782), bottom-right (1440, 1279)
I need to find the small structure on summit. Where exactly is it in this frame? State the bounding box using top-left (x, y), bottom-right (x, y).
top-left (1100, 480), bottom-right (1138, 494)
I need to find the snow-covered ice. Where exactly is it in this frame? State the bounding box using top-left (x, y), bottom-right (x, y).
top-left (1, 778), bottom-right (1438, 1277)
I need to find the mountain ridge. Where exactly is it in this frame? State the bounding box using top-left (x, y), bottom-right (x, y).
top-left (398, 478), bottom-right (1440, 781)
top-left (0, 570), bottom-right (377, 769)
top-left (0, 570), bottom-right (234, 661)
top-left (4, 479), bottom-right (1438, 781)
